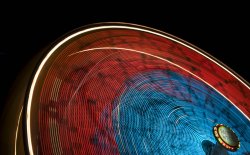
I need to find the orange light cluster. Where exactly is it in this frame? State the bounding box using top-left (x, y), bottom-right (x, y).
top-left (213, 124), bottom-right (240, 152)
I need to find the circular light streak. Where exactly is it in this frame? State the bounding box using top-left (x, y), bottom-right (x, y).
top-left (25, 23), bottom-right (250, 155)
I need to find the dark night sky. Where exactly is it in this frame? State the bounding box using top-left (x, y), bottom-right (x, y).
top-left (0, 5), bottom-right (249, 114)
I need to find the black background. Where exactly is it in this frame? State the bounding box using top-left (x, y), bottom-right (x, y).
top-left (0, 5), bottom-right (249, 114)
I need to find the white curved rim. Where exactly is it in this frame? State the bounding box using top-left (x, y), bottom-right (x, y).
top-left (26, 24), bottom-right (250, 155)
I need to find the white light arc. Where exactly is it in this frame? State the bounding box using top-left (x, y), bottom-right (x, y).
top-left (26, 24), bottom-right (250, 155)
